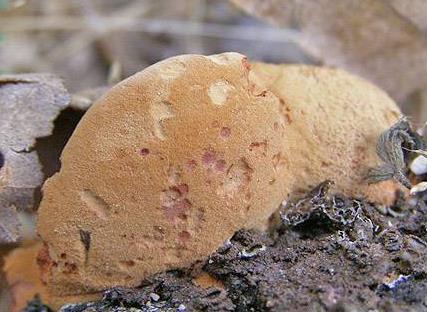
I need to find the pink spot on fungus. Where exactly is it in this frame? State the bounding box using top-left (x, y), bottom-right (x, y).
top-left (202, 150), bottom-right (217, 167)
top-left (215, 159), bottom-right (227, 172)
top-left (140, 148), bottom-right (150, 156)
top-left (220, 127), bottom-right (231, 138)
top-left (202, 149), bottom-right (227, 174)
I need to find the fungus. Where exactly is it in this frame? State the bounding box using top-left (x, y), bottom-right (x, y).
top-left (36, 53), bottom-right (401, 299)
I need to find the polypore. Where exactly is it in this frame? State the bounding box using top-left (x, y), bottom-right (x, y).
top-left (37, 53), bottom-right (401, 296)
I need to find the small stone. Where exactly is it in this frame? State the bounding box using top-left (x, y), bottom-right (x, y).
top-left (410, 155), bottom-right (427, 175)
top-left (410, 182), bottom-right (427, 196)
top-left (240, 244), bottom-right (266, 259)
top-left (150, 292), bottom-right (160, 302)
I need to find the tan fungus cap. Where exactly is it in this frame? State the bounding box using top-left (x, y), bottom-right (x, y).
top-left (37, 53), bottom-right (401, 297)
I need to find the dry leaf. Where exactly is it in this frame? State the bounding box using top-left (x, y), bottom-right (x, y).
top-left (0, 73), bottom-right (70, 243)
top-left (231, 0), bottom-right (427, 108)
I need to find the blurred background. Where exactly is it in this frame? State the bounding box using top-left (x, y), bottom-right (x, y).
top-left (0, 0), bottom-right (312, 92)
top-left (2, 0), bottom-right (427, 120)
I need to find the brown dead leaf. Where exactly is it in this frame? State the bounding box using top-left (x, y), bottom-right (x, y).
top-left (0, 74), bottom-right (70, 151)
top-left (0, 73), bottom-right (70, 243)
top-left (231, 0), bottom-right (427, 107)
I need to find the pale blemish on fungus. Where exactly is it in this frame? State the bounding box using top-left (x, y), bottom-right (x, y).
top-left (161, 181), bottom-right (192, 222)
top-left (219, 159), bottom-right (253, 198)
top-left (159, 61), bottom-right (186, 80)
top-left (208, 80), bottom-right (234, 106)
top-left (207, 54), bottom-right (232, 65)
top-left (167, 166), bottom-right (183, 185)
top-left (79, 189), bottom-right (111, 221)
top-left (150, 101), bottom-right (175, 140)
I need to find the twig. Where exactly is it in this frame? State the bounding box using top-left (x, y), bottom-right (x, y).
top-left (0, 16), bottom-right (301, 42)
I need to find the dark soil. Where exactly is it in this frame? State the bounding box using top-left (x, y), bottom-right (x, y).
top-left (26, 181), bottom-right (427, 312)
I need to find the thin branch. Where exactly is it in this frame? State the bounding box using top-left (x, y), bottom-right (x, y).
top-left (0, 16), bottom-right (300, 42)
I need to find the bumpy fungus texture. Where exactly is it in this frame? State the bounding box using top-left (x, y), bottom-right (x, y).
top-left (37, 53), bottom-right (401, 297)
top-left (249, 62), bottom-right (401, 203)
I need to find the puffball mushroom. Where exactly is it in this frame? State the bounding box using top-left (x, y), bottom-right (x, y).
top-left (37, 53), bottom-right (401, 296)
top-left (37, 53), bottom-right (289, 295)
